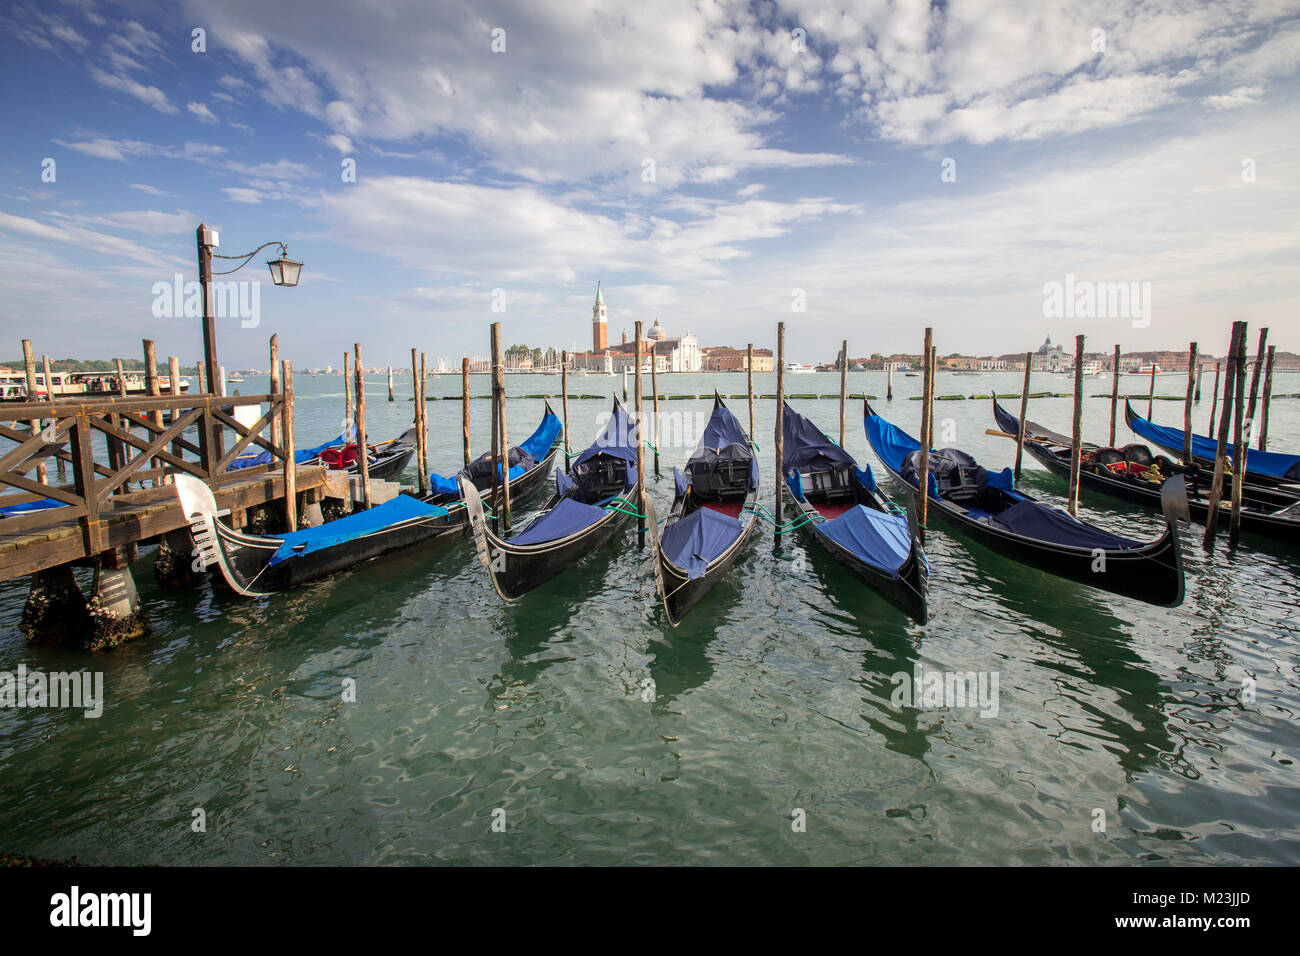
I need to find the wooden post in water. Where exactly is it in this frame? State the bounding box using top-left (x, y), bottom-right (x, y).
top-left (411, 348), bottom-right (425, 495)
top-left (269, 335), bottom-right (281, 453)
top-left (282, 360), bottom-right (297, 531)
top-left (488, 340), bottom-right (501, 533)
top-left (1014, 353), bottom-right (1032, 479)
top-left (1068, 335), bottom-right (1085, 516)
top-left (1195, 360), bottom-right (1204, 402)
top-left (887, 363), bottom-right (893, 401)
top-left (1109, 345), bottom-right (1120, 447)
top-left (1259, 345), bottom-right (1275, 451)
top-left (635, 321), bottom-right (646, 547)
top-left (419, 352), bottom-right (428, 494)
top-left (917, 328), bottom-right (933, 543)
top-left (143, 339), bottom-right (162, 486)
top-left (1146, 362), bottom-right (1157, 419)
top-left (746, 343), bottom-right (755, 441)
top-left (494, 322), bottom-right (511, 530)
top-left (775, 323), bottom-right (785, 540)
top-left (343, 351), bottom-right (352, 436)
top-left (560, 351), bottom-right (571, 469)
top-left (43, 354), bottom-right (64, 478)
top-left (1183, 342), bottom-right (1197, 465)
top-left (354, 343), bottom-right (371, 510)
top-left (461, 357), bottom-right (472, 467)
top-left (1229, 326), bottom-right (1249, 547)
top-left (1244, 328), bottom-right (1268, 449)
top-left (168, 356), bottom-right (182, 467)
top-left (1208, 361), bottom-right (1221, 439)
top-left (838, 340), bottom-right (849, 447)
top-left (21, 340), bottom-right (47, 484)
top-left (650, 345), bottom-right (660, 478)
top-left (196, 361), bottom-right (205, 394)
top-left (387, 366), bottom-right (395, 402)
top-left (1203, 323), bottom-right (1244, 548)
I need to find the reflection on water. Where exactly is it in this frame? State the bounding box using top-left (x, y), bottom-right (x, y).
top-left (0, 371), bottom-right (1297, 864)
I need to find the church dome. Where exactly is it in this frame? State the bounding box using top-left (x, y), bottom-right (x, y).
top-left (649, 318), bottom-right (666, 340)
top-left (1037, 335), bottom-right (1054, 354)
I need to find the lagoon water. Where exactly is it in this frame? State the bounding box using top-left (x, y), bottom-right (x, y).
top-left (1, 368), bottom-right (1298, 865)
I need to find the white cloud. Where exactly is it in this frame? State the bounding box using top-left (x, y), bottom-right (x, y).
top-left (224, 188), bottom-right (262, 204)
top-left (187, 101), bottom-right (219, 124)
top-left (90, 68), bottom-right (178, 114)
top-left (1203, 85), bottom-right (1266, 109)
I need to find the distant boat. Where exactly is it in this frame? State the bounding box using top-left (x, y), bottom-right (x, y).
top-left (786, 363), bottom-right (815, 374)
top-left (1137, 363), bottom-right (1164, 374)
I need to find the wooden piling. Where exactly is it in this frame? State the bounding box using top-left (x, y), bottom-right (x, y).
top-left (918, 328), bottom-right (933, 543)
top-left (412, 348), bottom-right (426, 495)
top-left (462, 357), bottom-right (472, 467)
top-left (650, 346), bottom-right (661, 478)
top-left (488, 349), bottom-right (499, 533)
top-left (1244, 328), bottom-right (1268, 448)
top-left (1208, 361), bottom-right (1221, 439)
top-left (1203, 323), bottom-right (1244, 548)
top-left (560, 350), bottom-right (571, 469)
top-left (837, 340), bottom-right (849, 447)
top-left (746, 343), bottom-right (755, 441)
top-left (775, 323), bottom-right (785, 539)
top-left (143, 339), bottom-right (162, 486)
top-left (269, 335), bottom-right (281, 452)
top-left (1183, 342), bottom-right (1197, 465)
top-left (197, 361), bottom-right (205, 394)
top-left (635, 321), bottom-right (646, 547)
top-left (1229, 326), bottom-right (1249, 546)
top-left (21, 340), bottom-right (46, 484)
top-left (419, 352), bottom-right (428, 493)
top-left (1109, 345), bottom-right (1120, 447)
top-left (887, 363), bottom-right (893, 401)
top-left (1068, 334), bottom-right (1084, 516)
top-left (1014, 352), bottom-right (1032, 479)
top-left (343, 351), bottom-right (352, 433)
top-left (168, 356), bottom-right (182, 466)
top-left (282, 360), bottom-right (297, 532)
top-left (387, 366), bottom-right (395, 402)
top-left (353, 344), bottom-right (371, 511)
top-left (1195, 359), bottom-right (1203, 402)
top-left (42, 354), bottom-right (63, 478)
top-left (493, 322), bottom-right (511, 530)
top-left (1259, 345), bottom-right (1275, 450)
top-left (1146, 362), bottom-right (1157, 419)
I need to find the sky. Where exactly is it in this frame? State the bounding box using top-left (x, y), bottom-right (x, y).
top-left (0, 0), bottom-right (1298, 369)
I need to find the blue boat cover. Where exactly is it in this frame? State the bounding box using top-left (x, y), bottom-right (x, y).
top-left (572, 403), bottom-right (638, 472)
top-left (816, 505), bottom-right (911, 578)
top-left (685, 399), bottom-right (758, 489)
top-left (659, 506), bottom-right (742, 579)
top-left (267, 494), bottom-right (447, 565)
top-left (230, 432), bottom-right (347, 471)
top-left (865, 410), bottom-right (920, 475)
top-left (519, 411), bottom-right (564, 462)
top-left (0, 498), bottom-right (66, 516)
top-left (508, 497), bottom-right (609, 546)
top-left (990, 499), bottom-right (1140, 550)
top-left (428, 472), bottom-right (460, 495)
top-left (1126, 405), bottom-right (1300, 481)
top-left (782, 403), bottom-right (856, 472)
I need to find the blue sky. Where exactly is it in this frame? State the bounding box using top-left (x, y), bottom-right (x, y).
top-left (1, 0), bottom-right (1298, 369)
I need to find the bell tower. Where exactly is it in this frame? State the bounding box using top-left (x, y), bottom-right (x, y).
top-left (592, 282), bottom-right (607, 352)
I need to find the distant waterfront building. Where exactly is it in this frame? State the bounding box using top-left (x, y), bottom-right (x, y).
top-left (593, 282), bottom-right (607, 352)
top-left (1032, 335), bottom-right (1069, 372)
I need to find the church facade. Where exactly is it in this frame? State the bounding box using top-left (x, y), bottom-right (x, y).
top-left (570, 285), bottom-right (702, 373)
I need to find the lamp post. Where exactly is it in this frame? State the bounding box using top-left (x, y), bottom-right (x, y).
top-left (195, 222), bottom-right (302, 396)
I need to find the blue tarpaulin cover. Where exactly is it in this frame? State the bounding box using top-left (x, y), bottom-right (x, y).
top-left (519, 411), bottom-right (564, 462)
top-left (230, 432), bottom-right (347, 471)
top-left (0, 498), bottom-right (66, 516)
top-left (1126, 403), bottom-right (1300, 481)
top-left (816, 505), bottom-right (911, 578)
top-left (687, 399), bottom-right (758, 488)
top-left (990, 499), bottom-right (1140, 550)
top-left (865, 410), bottom-right (921, 476)
top-left (660, 506), bottom-right (743, 579)
top-left (782, 403), bottom-right (856, 473)
top-left (267, 494), bottom-right (447, 565)
top-left (571, 404), bottom-right (638, 473)
top-left (508, 497), bottom-right (609, 546)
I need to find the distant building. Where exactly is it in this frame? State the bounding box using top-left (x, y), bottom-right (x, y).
top-left (1032, 335), bottom-right (1069, 372)
top-left (569, 290), bottom-right (700, 372)
top-left (592, 282), bottom-right (607, 352)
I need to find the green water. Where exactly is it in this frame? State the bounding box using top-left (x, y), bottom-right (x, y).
top-left (2, 369), bottom-right (1298, 865)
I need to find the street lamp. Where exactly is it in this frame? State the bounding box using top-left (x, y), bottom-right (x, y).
top-left (195, 222), bottom-right (303, 396)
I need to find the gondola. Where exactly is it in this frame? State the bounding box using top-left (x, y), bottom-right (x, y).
top-left (229, 425), bottom-right (418, 482)
top-left (176, 405), bottom-right (564, 596)
top-left (460, 399), bottom-right (640, 600)
top-left (1124, 400), bottom-right (1300, 494)
top-left (865, 400), bottom-right (1187, 607)
top-left (994, 398), bottom-right (1299, 544)
top-left (175, 474), bottom-right (461, 596)
top-left (653, 393), bottom-right (760, 626)
top-left (782, 403), bottom-right (928, 622)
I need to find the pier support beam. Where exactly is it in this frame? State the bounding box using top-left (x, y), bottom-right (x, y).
top-left (21, 565), bottom-right (92, 647)
top-left (154, 528), bottom-right (203, 587)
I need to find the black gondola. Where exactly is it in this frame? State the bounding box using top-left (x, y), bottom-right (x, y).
top-left (652, 393), bottom-right (760, 626)
top-left (865, 401), bottom-right (1188, 607)
top-left (1124, 400), bottom-right (1300, 494)
top-left (994, 398), bottom-right (1299, 545)
top-left (782, 402), bottom-right (928, 622)
top-left (176, 406), bottom-right (564, 596)
top-left (229, 424), bottom-right (417, 482)
top-left (460, 399), bottom-right (640, 600)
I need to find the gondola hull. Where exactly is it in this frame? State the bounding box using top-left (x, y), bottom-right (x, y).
top-left (995, 400), bottom-right (1298, 545)
top-left (866, 403), bottom-right (1186, 607)
top-left (658, 485), bottom-right (760, 625)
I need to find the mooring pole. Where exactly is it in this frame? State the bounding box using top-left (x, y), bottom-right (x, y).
top-left (1109, 345), bottom-right (1120, 447)
top-left (887, 363), bottom-right (893, 401)
top-left (1146, 362), bottom-right (1157, 419)
top-left (1183, 342), bottom-right (1197, 465)
top-left (1244, 328), bottom-right (1268, 448)
top-left (269, 334), bottom-right (281, 453)
top-left (494, 322), bottom-right (511, 530)
top-left (1229, 326), bottom-right (1250, 547)
top-left (343, 351), bottom-right (352, 437)
top-left (143, 339), bottom-right (162, 486)
top-left (168, 356), bottom-right (182, 467)
top-left (387, 366), bottom-right (395, 402)
top-left (1015, 352), bottom-right (1032, 479)
top-left (635, 321), bottom-right (646, 548)
top-left (1195, 359), bottom-right (1204, 402)
top-left (43, 353), bottom-right (63, 479)
top-left (650, 345), bottom-right (660, 478)
top-left (918, 328), bottom-right (933, 544)
top-left (838, 339), bottom-right (849, 448)
top-left (21, 340), bottom-right (47, 484)
top-left (775, 323), bottom-right (785, 541)
top-left (746, 343), bottom-right (755, 441)
top-left (354, 343), bottom-right (371, 511)
top-left (282, 359), bottom-right (297, 532)
top-left (1208, 361), bottom-right (1221, 439)
top-left (1203, 323), bottom-right (1244, 548)
top-left (462, 357), bottom-right (472, 467)
top-left (1068, 334), bottom-right (1085, 516)
top-left (1259, 346), bottom-right (1275, 451)
top-left (411, 348), bottom-right (425, 496)
top-left (561, 350), bottom-right (571, 470)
